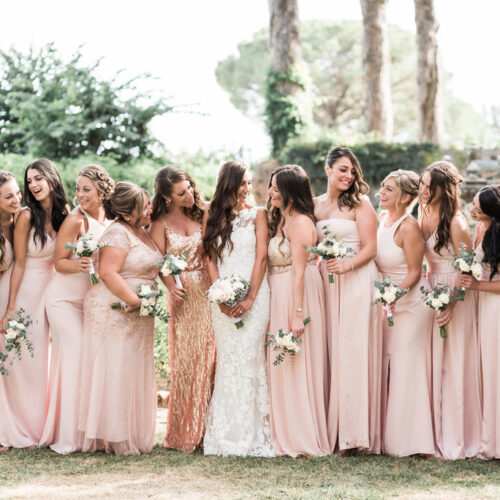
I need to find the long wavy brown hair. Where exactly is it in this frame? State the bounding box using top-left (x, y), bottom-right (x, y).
top-left (326, 146), bottom-right (369, 210)
top-left (267, 165), bottom-right (316, 240)
top-left (151, 165), bottom-right (204, 223)
top-left (478, 185), bottom-right (500, 280)
top-left (203, 161), bottom-right (247, 260)
top-left (420, 160), bottom-right (463, 255)
top-left (0, 170), bottom-right (17, 268)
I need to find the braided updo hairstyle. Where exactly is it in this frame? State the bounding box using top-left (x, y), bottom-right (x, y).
top-left (77, 164), bottom-right (115, 203)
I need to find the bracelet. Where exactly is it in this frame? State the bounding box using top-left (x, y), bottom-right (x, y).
top-left (348, 260), bottom-right (354, 271)
top-left (295, 307), bottom-right (303, 313)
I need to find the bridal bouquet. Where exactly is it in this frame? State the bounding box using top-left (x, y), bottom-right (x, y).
top-left (207, 275), bottom-right (250, 329)
top-left (420, 283), bottom-right (459, 338)
top-left (372, 277), bottom-right (409, 326)
top-left (64, 233), bottom-right (107, 285)
top-left (160, 250), bottom-right (189, 299)
top-left (111, 283), bottom-right (169, 322)
top-left (452, 243), bottom-right (483, 294)
top-left (307, 226), bottom-right (355, 283)
top-left (265, 318), bottom-right (311, 366)
top-left (1, 308), bottom-right (34, 376)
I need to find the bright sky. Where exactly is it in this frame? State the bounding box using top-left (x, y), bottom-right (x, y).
top-left (1, 0), bottom-right (499, 161)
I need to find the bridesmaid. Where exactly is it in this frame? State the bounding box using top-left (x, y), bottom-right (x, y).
top-left (267, 165), bottom-right (329, 457)
top-left (40, 165), bottom-right (114, 453)
top-left (375, 169), bottom-right (434, 457)
top-left (419, 160), bottom-right (482, 459)
top-left (0, 159), bottom-right (69, 448)
top-left (0, 171), bottom-right (22, 451)
top-left (78, 182), bottom-right (160, 455)
top-left (150, 165), bottom-right (215, 452)
top-left (462, 185), bottom-right (500, 459)
top-left (314, 146), bottom-right (382, 454)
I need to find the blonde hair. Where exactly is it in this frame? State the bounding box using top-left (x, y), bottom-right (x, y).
top-left (103, 181), bottom-right (146, 225)
top-left (383, 169), bottom-right (420, 210)
top-left (78, 164), bottom-right (115, 202)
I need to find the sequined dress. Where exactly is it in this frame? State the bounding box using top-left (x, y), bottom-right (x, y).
top-left (163, 226), bottom-right (215, 452)
top-left (78, 222), bottom-right (161, 454)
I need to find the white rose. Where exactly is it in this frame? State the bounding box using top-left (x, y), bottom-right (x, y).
top-left (176, 259), bottom-right (188, 270)
top-left (87, 239), bottom-right (98, 252)
top-left (457, 258), bottom-right (470, 273)
top-left (374, 289), bottom-right (382, 301)
top-left (76, 241), bottom-right (85, 254)
top-left (471, 262), bottom-right (483, 279)
top-left (339, 247), bottom-right (347, 257)
top-left (438, 293), bottom-right (449, 305)
top-left (382, 291), bottom-right (396, 303)
top-left (331, 242), bottom-right (340, 254)
top-left (5, 330), bottom-right (17, 340)
top-left (161, 263), bottom-right (172, 276)
top-left (431, 297), bottom-right (443, 309)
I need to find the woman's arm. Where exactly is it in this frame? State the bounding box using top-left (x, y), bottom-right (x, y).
top-left (326, 197), bottom-right (377, 275)
top-left (1, 210), bottom-right (31, 330)
top-left (397, 218), bottom-right (424, 291)
top-left (150, 218), bottom-right (185, 301)
top-left (462, 274), bottom-right (500, 294)
top-left (53, 213), bottom-right (92, 275)
top-left (98, 246), bottom-right (141, 308)
top-left (230, 208), bottom-right (268, 316)
top-left (288, 214), bottom-right (316, 337)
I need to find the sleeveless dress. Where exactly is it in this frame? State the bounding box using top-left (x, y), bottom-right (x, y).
top-left (317, 218), bottom-right (382, 454)
top-left (78, 222), bottom-right (161, 455)
top-left (203, 208), bottom-right (274, 457)
top-left (422, 223), bottom-right (482, 459)
top-left (267, 234), bottom-right (329, 457)
top-left (375, 213), bottom-right (434, 456)
top-left (163, 226), bottom-right (216, 452)
top-left (475, 244), bottom-right (500, 458)
top-left (0, 238), bottom-right (14, 313)
top-left (0, 226), bottom-right (55, 447)
top-left (40, 210), bottom-right (111, 453)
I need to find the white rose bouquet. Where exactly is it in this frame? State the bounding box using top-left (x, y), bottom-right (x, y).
top-left (265, 318), bottom-right (311, 366)
top-left (451, 242), bottom-right (483, 293)
top-left (420, 283), bottom-right (460, 338)
top-left (64, 233), bottom-right (107, 285)
top-left (206, 275), bottom-right (250, 329)
top-left (1, 308), bottom-right (34, 376)
top-left (307, 226), bottom-right (355, 283)
top-left (111, 283), bottom-right (170, 322)
top-left (372, 277), bottom-right (409, 327)
top-left (160, 250), bottom-right (189, 299)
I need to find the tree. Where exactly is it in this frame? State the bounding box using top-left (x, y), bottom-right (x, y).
top-left (414, 0), bottom-right (442, 143)
top-left (360, 0), bottom-right (393, 141)
top-left (266, 0), bottom-right (306, 156)
top-left (0, 44), bottom-right (172, 162)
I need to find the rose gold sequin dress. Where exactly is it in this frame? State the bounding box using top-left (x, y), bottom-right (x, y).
top-left (162, 226), bottom-right (215, 452)
top-left (78, 222), bottom-right (161, 455)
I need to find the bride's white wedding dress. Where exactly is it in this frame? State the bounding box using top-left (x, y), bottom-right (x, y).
top-left (204, 207), bottom-right (275, 457)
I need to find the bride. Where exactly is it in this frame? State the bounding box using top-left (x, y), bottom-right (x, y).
top-left (202, 161), bottom-right (274, 457)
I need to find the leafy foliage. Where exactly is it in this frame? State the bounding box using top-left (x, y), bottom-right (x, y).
top-left (279, 140), bottom-right (441, 195)
top-left (265, 71), bottom-right (305, 156)
top-left (0, 44), bottom-right (172, 162)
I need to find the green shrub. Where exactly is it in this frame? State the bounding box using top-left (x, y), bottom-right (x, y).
top-left (279, 141), bottom-right (442, 195)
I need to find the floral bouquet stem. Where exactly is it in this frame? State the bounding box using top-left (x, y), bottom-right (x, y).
top-left (373, 277), bottom-right (408, 327)
top-left (439, 325), bottom-right (447, 339)
top-left (160, 250), bottom-right (189, 300)
top-left (64, 233), bottom-right (107, 285)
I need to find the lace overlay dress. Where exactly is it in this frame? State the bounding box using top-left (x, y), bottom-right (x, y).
top-left (204, 208), bottom-right (274, 457)
top-left (163, 227), bottom-right (215, 452)
top-left (78, 222), bottom-right (161, 455)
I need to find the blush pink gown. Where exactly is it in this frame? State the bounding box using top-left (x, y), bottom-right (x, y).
top-left (40, 210), bottom-right (110, 453)
top-left (423, 225), bottom-right (482, 459)
top-left (0, 227), bottom-right (55, 447)
top-left (475, 245), bottom-right (500, 459)
top-left (266, 234), bottom-right (329, 457)
top-left (375, 213), bottom-right (434, 456)
top-left (78, 222), bottom-right (161, 455)
top-left (317, 218), bottom-right (382, 454)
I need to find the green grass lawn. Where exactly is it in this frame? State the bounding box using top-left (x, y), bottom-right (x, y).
top-left (1, 441), bottom-right (500, 499)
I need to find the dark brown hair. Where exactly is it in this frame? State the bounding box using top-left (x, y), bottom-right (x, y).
top-left (151, 165), bottom-right (204, 223)
top-left (479, 184), bottom-right (500, 280)
top-left (326, 146), bottom-right (369, 210)
top-left (203, 161), bottom-right (246, 259)
top-left (0, 170), bottom-right (17, 267)
top-left (24, 159), bottom-right (69, 247)
top-left (267, 165), bottom-right (316, 239)
top-left (420, 161), bottom-right (463, 255)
